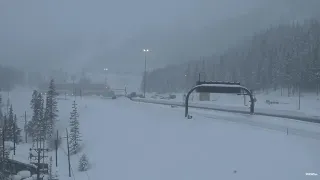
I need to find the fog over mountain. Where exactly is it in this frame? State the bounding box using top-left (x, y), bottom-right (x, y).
top-left (1, 0), bottom-right (319, 75)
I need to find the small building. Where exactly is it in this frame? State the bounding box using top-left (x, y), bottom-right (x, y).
top-left (0, 159), bottom-right (37, 176)
top-left (37, 83), bottom-right (115, 97)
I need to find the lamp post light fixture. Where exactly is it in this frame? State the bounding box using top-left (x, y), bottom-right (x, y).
top-left (143, 49), bottom-right (149, 98)
top-left (103, 68), bottom-right (108, 85)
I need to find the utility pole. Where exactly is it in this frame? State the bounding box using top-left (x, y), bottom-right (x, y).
top-left (13, 114), bottom-right (16, 155)
top-left (55, 130), bottom-right (58, 167)
top-left (30, 141), bottom-right (49, 180)
top-left (144, 52), bottom-right (147, 98)
top-left (24, 111), bottom-right (27, 143)
top-left (36, 148), bottom-right (41, 180)
top-left (142, 49), bottom-right (149, 98)
top-left (42, 137), bottom-right (45, 165)
top-left (66, 128), bottom-right (71, 177)
top-left (298, 59), bottom-right (302, 110)
top-left (2, 117), bottom-right (5, 165)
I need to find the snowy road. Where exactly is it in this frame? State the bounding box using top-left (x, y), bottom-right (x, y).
top-left (57, 97), bottom-right (320, 180)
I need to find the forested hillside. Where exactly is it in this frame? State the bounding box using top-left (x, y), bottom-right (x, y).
top-left (0, 65), bottom-right (25, 91)
top-left (143, 19), bottom-right (320, 95)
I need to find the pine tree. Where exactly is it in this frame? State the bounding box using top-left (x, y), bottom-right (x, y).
top-left (27, 91), bottom-right (38, 140)
top-left (78, 154), bottom-right (89, 172)
top-left (69, 101), bottom-right (81, 154)
top-left (30, 90), bottom-right (38, 110)
top-left (4, 105), bottom-right (14, 141)
top-left (0, 117), bottom-right (10, 160)
top-left (45, 79), bottom-right (59, 140)
top-left (37, 93), bottom-right (45, 139)
top-left (0, 98), bottom-right (3, 158)
top-left (28, 91), bottom-right (45, 143)
top-left (13, 114), bottom-right (22, 144)
top-left (0, 126), bottom-right (9, 159)
top-left (0, 94), bottom-right (3, 126)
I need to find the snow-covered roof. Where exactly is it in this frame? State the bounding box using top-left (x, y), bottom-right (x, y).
top-left (198, 84), bottom-right (242, 88)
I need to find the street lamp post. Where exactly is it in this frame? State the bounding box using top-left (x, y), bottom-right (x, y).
top-left (103, 68), bottom-right (108, 85)
top-left (143, 49), bottom-right (149, 98)
top-left (184, 74), bottom-right (188, 93)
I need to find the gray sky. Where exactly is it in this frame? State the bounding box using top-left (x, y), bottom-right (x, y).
top-left (1, 0), bottom-right (316, 74)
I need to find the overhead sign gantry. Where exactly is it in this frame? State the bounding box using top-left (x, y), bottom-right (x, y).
top-left (185, 81), bottom-right (255, 119)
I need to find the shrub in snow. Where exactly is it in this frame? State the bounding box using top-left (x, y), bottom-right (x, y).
top-left (17, 170), bottom-right (31, 178)
top-left (78, 154), bottom-right (90, 172)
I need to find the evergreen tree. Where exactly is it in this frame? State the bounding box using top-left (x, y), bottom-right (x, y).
top-left (0, 93), bottom-right (2, 109)
top-left (69, 101), bottom-right (81, 154)
top-left (30, 90), bottom-right (38, 110)
top-left (0, 116), bottom-right (10, 160)
top-left (45, 79), bottom-right (59, 140)
top-left (0, 94), bottom-right (3, 125)
top-left (78, 153), bottom-right (89, 172)
top-left (37, 93), bottom-right (45, 138)
top-left (4, 105), bottom-right (14, 141)
top-left (13, 114), bottom-right (22, 144)
top-left (0, 94), bottom-right (3, 156)
top-left (141, 19), bottom-right (320, 93)
top-left (27, 91), bottom-right (45, 142)
top-left (27, 90), bottom-right (39, 140)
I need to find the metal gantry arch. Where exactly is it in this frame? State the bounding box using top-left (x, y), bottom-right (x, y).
top-left (185, 81), bottom-right (255, 119)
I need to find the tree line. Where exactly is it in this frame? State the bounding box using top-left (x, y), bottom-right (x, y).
top-left (1, 78), bottom-right (85, 179)
top-left (26, 79), bottom-right (81, 154)
top-left (26, 79), bottom-right (59, 148)
top-left (0, 92), bottom-right (23, 165)
top-left (142, 18), bottom-right (320, 96)
top-left (0, 65), bottom-right (25, 91)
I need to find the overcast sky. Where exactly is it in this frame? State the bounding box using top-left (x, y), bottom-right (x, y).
top-left (0, 0), bottom-right (293, 74)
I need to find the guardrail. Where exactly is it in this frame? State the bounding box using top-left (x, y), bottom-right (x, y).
top-left (131, 98), bottom-right (320, 124)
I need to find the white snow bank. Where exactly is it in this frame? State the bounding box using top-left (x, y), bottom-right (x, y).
top-left (31, 174), bottom-right (37, 180)
top-left (132, 98), bottom-right (320, 123)
top-left (23, 177), bottom-right (33, 180)
top-left (11, 174), bottom-right (22, 180)
top-left (17, 170), bottom-right (31, 178)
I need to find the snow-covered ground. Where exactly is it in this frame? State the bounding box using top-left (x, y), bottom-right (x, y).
top-left (2, 88), bottom-right (320, 180)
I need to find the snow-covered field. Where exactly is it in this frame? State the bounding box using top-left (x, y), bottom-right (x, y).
top-left (2, 88), bottom-right (320, 180)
